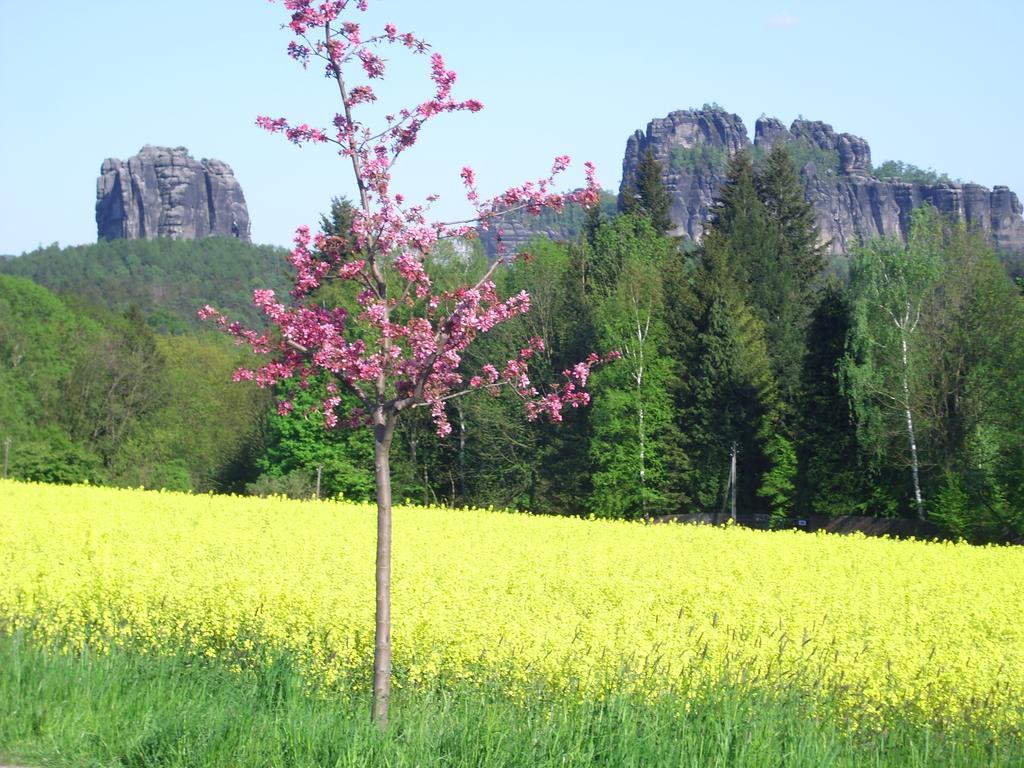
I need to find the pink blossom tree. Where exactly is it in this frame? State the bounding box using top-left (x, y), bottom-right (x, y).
top-left (203, 0), bottom-right (607, 727)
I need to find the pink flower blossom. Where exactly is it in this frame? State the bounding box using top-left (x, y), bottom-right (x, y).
top-left (256, 116), bottom-right (287, 134)
top-left (206, 0), bottom-right (608, 440)
top-left (349, 85), bottom-right (376, 104)
top-left (358, 49), bottom-right (385, 78)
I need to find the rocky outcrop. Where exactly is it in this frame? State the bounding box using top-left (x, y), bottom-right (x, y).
top-left (475, 193), bottom-right (618, 258)
top-left (620, 109), bottom-right (748, 243)
top-left (476, 217), bottom-right (582, 259)
top-left (96, 146), bottom-right (251, 243)
top-left (476, 201), bottom-right (595, 257)
top-left (619, 109), bottom-right (1024, 259)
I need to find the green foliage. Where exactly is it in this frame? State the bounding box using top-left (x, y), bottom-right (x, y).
top-left (5, 634), bottom-right (1018, 768)
top-left (759, 433), bottom-right (796, 520)
top-left (930, 472), bottom-right (972, 539)
top-left (620, 148), bottom-right (673, 234)
top-left (844, 205), bottom-right (1024, 535)
top-left (844, 212), bottom-right (944, 519)
top-left (675, 232), bottom-right (777, 512)
top-left (0, 277), bottom-right (92, 434)
top-left (786, 137), bottom-right (840, 176)
top-left (61, 303), bottom-right (168, 468)
top-left (319, 196), bottom-right (358, 240)
top-left (954, 428), bottom-right (1024, 542)
top-left (263, 236), bottom-right (599, 514)
top-left (3, 186), bottom-right (1021, 535)
top-left (913, 223), bottom-right (1024, 539)
top-left (255, 379), bottom-right (374, 502)
top-left (463, 237), bottom-right (597, 514)
top-left (749, 144), bottom-right (826, 417)
top-left (7, 432), bottom-right (107, 486)
top-left (0, 273), bottom-right (268, 492)
top-left (0, 276), bottom-right (107, 483)
top-left (873, 160), bottom-right (956, 185)
top-left (245, 469), bottom-right (319, 500)
top-left (796, 283), bottom-right (869, 517)
top-left (0, 238), bottom-right (292, 331)
top-left (128, 333), bottom-right (269, 492)
top-left (670, 143), bottom-right (730, 174)
top-left (587, 216), bottom-right (687, 518)
top-left (681, 144), bottom-right (852, 516)
top-left (758, 143), bottom-right (826, 284)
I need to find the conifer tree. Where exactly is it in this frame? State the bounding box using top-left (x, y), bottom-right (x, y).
top-left (796, 282), bottom-right (865, 516)
top-left (678, 231), bottom-right (777, 513)
top-left (495, 238), bottom-right (598, 515)
top-left (757, 143), bottom-right (825, 286)
top-left (712, 146), bottom-right (824, 422)
top-left (319, 196), bottom-right (358, 240)
top-left (621, 147), bottom-right (674, 235)
top-left (709, 150), bottom-right (772, 263)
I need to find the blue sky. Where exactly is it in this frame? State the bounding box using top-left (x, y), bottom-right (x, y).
top-left (1, 0), bottom-right (1021, 255)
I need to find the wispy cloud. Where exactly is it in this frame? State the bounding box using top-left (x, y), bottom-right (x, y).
top-left (766, 14), bottom-right (800, 29)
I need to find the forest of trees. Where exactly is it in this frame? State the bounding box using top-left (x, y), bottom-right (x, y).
top-left (0, 237), bottom-right (291, 331)
top-left (2, 144), bottom-right (1022, 543)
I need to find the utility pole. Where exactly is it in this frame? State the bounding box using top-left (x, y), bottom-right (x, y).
top-left (2, 437), bottom-right (9, 480)
top-left (315, 464), bottom-right (323, 500)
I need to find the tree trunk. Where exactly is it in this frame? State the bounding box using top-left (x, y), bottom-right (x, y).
top-left (730, 443), bottom-right (737, 523)
top-left (900, 331), bottom-right (926, 521)
top-left (457, 400), bottom-right (466, 502)
top-left (371, 410), bottom-right (397, 728)
top-left (633, 305), bottom-right (649, 521)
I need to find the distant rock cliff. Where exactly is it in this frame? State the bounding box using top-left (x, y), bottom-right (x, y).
top-left (96, 146), bottom-right (251, 243)
top-left (620, 109), bottom-right (1024, 258)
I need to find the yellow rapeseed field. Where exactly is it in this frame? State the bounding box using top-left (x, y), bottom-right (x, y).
top-left (1, 479), bottom-right (1022, 734)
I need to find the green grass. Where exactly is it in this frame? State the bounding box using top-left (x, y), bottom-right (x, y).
top-left (0, 634), bottom-right (1019, 768)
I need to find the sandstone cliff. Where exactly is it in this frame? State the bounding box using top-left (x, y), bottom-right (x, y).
top-left (619, 109), bottom-right (1024, 259)
top-left (96, 146), bottom-right (251, 243)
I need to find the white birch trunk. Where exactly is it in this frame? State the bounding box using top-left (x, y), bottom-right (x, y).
top-left (899, 330), bottom-right (926, 521)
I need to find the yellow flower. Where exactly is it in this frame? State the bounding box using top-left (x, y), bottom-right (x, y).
top-left (1, 478), bottom-right (1021, 735)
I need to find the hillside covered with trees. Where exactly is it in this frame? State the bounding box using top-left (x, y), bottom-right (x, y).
top-left (2, 145), bottom-right (1023, 543)
top-left (0, 238), bottom-right (290, 332)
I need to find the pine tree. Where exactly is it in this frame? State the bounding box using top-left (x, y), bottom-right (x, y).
top-left (757, 143), bottom-right (825, 286)
top-left (319, 196), bottom-right (358, 241)
top-left (678, 231), bottom-right (777, 513)
top-left (796, 282), bottom-right (866, 516)
top-left (620, 147), bottom-right (674, 235)
top-left (709, 149), bottom-right (771, 261)
top-left (711, 146), bottom-right (824, 423)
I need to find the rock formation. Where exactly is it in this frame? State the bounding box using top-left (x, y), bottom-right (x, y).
top-left (619, 109), bottom-right (1024, 260)
top-left (476, 203), bottom-right (591, 258)
top-left (96, 146), bottom-right (251, 243)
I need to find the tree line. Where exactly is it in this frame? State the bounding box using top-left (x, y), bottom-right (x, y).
top-left (0, 275), bottom-right (268, 490)
top-left (2, 144), bottom-right (1022, 542)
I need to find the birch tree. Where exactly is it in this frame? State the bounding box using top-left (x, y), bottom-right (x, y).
top-left (845, 206), bottom-right (943, 520)
top-left (588, 216), bottom-right (685, 519)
